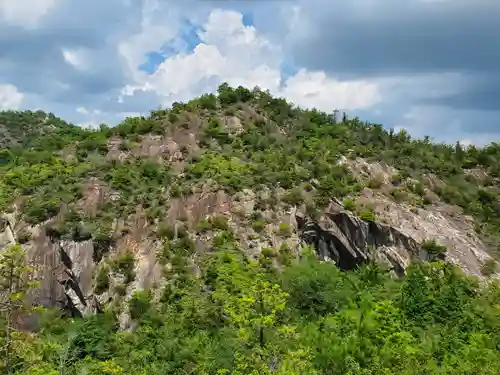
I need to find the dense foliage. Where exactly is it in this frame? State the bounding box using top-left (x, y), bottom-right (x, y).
top-left (4, 241), bottom-right (500, 374)
top-left (1, 83), bottom-right (500, 373)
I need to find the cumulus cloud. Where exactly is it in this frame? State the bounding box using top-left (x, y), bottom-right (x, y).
top-left (0, 0), bottom-right (499, 144)
top-left (123, 9), bottom-right (381, 112)
top-left (0, 84), bottom-right (23, 110)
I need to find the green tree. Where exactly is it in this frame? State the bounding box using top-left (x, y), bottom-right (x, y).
top-left (0, 245), bottom-right (39, 374)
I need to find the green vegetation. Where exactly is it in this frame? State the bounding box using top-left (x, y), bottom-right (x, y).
top-left (343, 198), bottom-right (356, 211)
top-left (359, 207), bottom-right (377, 223)
top-left (276, 223), bottom-right (292, 237)
top-left (2, 83), bottom-right (500, 373)
top-left (3, 239), bottom-right (500, 374)
top-left (422, 238), bottom-right (448, 257)
top-left (111, 251), bottom-right (136, 284)
top-left (95, 265), bottom-right (110, 295)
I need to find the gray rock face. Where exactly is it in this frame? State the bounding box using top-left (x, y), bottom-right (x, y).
top-left (295, 208), bottom-right (436, 277)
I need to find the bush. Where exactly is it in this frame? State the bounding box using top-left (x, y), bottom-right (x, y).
top-left (391, 188), bottom-right (409, 203)
top-left (252, 220), bottom-right (267, 233)
top-left (359, 208), bottom-right (377, 223)
top-left (92, 226), bottom-right (114, 262)
top-left (170, 237), bottom-right (195, 256)
top-left (197, 93), bottom-right (217, 110)
top-left (421, 238), bottom-right (447, 257)
top-left (282, 259), bottom-right (346, 316)
top-left (197, 219), bottom-right (212, 233)
top-left (391, 173), bottom-right (403, 185)
top-left (343, 198), bottom-right (356, 212)
top-left (261, 247), bottom-right (277, 258)
top-left (114, 283), bottom-right (127, 296)
top-left (211, 215), bottom-right (229, 231)
top-left (156, 222), bottom-right (176, 240)
top-left (281, 188), bottom-right (304, 206)
top-left (367, 176), bottom-right (384, 189)
top-left (408, 181), bottom-right (425, 196)
top-left (95, 266), bottom-right (110, 295)
top-left (277, 223), bottom-right (292, 237)
top-left (129, 290), bottom-right (152, 320)
top-left (278, 243), bottom-right (293, 266)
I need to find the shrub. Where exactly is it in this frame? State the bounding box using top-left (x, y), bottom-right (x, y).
top-left (95, 266), bottom-right (110, 295)
top-left (278, 243), bottom-right (293, 266)
top-left (408, 181), bottom-right (425, 196)
top-left (211, 215), bottom-right (229, 231)
top-left (367, 176), bottom-right (384, 189)
top-left (343, 198), bottom-right (356, 212)
top-left (391, 188), bottom-right (409, 203)
top-left (114, 284), bottom-right (127, 296)
top-left (92, 226), bottom-right (114, 262)
top-left (391, 173), bottom-right (403, 185)
top-left (197, 93), bottom-right (217, 110)
top-left (259, 247), bottom-right (277, 268)
top-left (72, 223), bottom-right (92, 241)
top-left (261, 247), bottom-right (277, 258)
top-left (277, 223), bottom-right (292, 237)
top-left (168, 112), bottom-right (178, 123)
top-left (156, 222), bottom-right (176, 240)
top-left (281, 188), bottom-right (304, 206)
top-left (421, 238), bottom-right (447, 257)
top-left (129, 290), bottom-right (152, 320)
top-left (252, 220), bottom-right (267, 233)
top-left (170, 237), bottom-right (195, 256)
top-left (359, 208), bottom-right (377, 223)
top-left (197, 219), bottom-right (212, 233)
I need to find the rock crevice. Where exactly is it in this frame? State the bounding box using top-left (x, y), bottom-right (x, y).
top-left (296, 208), bottom-right (438, 277)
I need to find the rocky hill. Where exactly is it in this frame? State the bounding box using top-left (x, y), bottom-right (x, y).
top-left (2, 84), bottom-right (500, 374)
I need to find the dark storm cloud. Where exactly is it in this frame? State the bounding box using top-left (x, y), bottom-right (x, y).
top-left (289, 0), bottom-right (500, 112)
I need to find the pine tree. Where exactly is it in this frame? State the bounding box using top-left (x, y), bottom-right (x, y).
top-left (455, 140), bottom-right (465, 162)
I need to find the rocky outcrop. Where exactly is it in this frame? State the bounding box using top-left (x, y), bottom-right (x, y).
top-left (295, 203), bottom-right (435, 277)
top-left (356, 189), bottom-right (492, 278)
top-left (0, 176), bottom-right (495, 321)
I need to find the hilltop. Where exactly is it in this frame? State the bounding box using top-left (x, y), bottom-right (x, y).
top-left (1, 83), bottom-right (500, 374)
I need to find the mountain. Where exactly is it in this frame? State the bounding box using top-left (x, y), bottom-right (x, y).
top-left (1, 83), bottom-right (500, 374)
top-left (0, 110), bottom-right (86, 149)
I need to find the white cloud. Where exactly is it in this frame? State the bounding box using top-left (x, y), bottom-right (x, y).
top-left (62, 48), bottom-right (90, 70)
top-left (0, 0), bottom-right (57, 28)
top-left (118, 0), bottom-right (181, 84)
top-left (76, 107), bottom-right (88, 114)
top-left (122, 9), bottom-right (381, 112)
top-left (282, 69), bottom-right (380, 111)
top-left (0, 84), bottom-right (23, 110)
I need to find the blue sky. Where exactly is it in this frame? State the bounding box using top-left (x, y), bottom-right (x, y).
top-left (1, 0), bottom-right (499, 145)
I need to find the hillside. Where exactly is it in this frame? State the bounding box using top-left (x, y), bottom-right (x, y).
top-left (1, 83), bottom-right (500, 374)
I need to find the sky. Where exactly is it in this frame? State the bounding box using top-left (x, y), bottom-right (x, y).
top-left (0, 0), bottom-right (499, 145)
